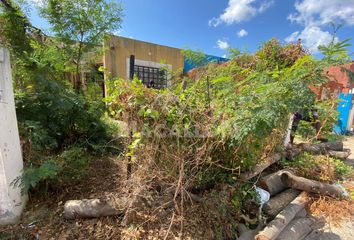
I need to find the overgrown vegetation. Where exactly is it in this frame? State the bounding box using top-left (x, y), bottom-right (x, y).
top-left (280, 152), bottom-right (354, 183)
top-left (1, 0), bottom-right (354, 238)
top-left (0, 0), bottom-right (123, 194)
top-left (105, 37), bottom-right (351, 194)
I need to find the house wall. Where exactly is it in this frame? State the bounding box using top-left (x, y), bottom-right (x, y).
top-left (308, 63), bottom-right (354, 100)
top-left (0, 48), bottom-right (27, 225)
top-left (103, 35), bottom-right (184, 79)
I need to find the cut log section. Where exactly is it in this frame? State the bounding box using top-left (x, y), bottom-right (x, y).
top-left (255, 191), bottom-right (308, 240)
top-left (259, 170), bottom-right (291, 196)
top-left (277, 217), bottom-right (316, 240)
top-left (64, 199), bottom-right (122, 219)
top-left (263, 189), bottom-right (301, 219)
top-left (280, 171), bottom-right (346, 198)
top-left (240, 153), bottom-right (282, 181)
top-left (328, 149), bottom-right (351, 160)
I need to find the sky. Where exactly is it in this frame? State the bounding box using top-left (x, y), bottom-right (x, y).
top-left (28, 0), bottom-right (354, 58)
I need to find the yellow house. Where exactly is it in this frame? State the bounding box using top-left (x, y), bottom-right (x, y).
top-left (103, 35), bottom-right (184, 89)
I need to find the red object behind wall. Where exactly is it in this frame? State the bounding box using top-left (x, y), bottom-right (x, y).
top-left (312, 62), bottom-right (354, 99)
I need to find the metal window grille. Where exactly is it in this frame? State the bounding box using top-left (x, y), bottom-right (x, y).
top-left (134, 65), bottom-right (168, 89)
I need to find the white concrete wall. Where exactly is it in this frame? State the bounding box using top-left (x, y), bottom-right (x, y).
top-left (0, 48), bottom-right (27, 225)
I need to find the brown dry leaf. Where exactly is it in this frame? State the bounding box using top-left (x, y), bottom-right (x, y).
top-left (308, 196), bottom-right (354, 227)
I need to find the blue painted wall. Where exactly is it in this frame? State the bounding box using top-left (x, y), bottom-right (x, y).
top-left (184, 54), bottom-right (229, 73)
top-left (334, 93), bottom-right (353, 134)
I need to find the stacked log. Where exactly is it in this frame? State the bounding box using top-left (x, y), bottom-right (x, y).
top-left (280, 171), bottom-right (346, 198)
top-left (259, 170), bottom-right (291, 196)
top-left (255, 192), bottom-right (308, 240)
top-left (286, 141), bottom-right (350, 161)
top-left (276, 217), bottom-right (316, 240)
top-left (263, 189), bottom-right (300, 219)
top-left (303, 141), bottom-right (343, 154)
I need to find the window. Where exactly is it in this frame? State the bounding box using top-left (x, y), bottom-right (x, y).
top-left (134, 65), bottom-right (168, 89)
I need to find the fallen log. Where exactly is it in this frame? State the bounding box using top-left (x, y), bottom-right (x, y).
top-left (64, 199), bottom-right (122, 219)
top-left (263, 189), bottom-right (300, 219)
top-left (302, 141), bottom-right (343, 154)
top-left (280, 171), bottom-right (346, 198)
top-left (240, 153), bottom-right (282, 181)
top-left (328, 149), bottom-right (351, 160)
top-left (259, 170), bottom-right (291, 196)
top-left (255, 191), bottom-right (308, 240)
top-left (286, 141), bottom-right (345, 160)
top-left (277, 217), bottom-right (316, 240)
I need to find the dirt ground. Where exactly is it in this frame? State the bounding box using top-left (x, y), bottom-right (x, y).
top-left (1, 138), bottom-right (354, 239)
top-left (308, 135), bottom-right (354, 240)
top-left (0, 156), bottom-right (127, 240)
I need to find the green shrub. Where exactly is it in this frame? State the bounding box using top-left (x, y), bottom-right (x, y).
top-left (280, 152), bottom-right (354, 182)
top-left (11, 160), bottom-right (61, 194)
top-left (15, 80), bottom-right (109, 152)
top-left (58, 147), bottom-right (89, 181)
top-left (12, 147), bottom-right (90, 193)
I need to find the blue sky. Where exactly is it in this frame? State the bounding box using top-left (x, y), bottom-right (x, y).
top-left (29, 0), bottom-right (354, 58)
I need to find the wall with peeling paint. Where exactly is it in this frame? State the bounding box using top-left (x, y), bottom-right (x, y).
top-left (0, 48), bottom-right (27, 225)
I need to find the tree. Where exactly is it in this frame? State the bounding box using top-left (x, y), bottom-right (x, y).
top-left (318, 24), bottom-right (352, 65)
top-left (39, 0), bottom-right (123, 92)
top-left (226, 47), bottom-right (241, 59)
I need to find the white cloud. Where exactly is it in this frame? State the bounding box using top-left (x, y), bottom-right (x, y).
top-left (216, 39), bottom-right (230, 50)
top-left (288, 0), bottom-right (354, 27)
top-left (286, 0), bottom-right (354, 53)
top-left (285, 31), bottom-right (300, 43)
top-left (285, 26), bottom-right (336, 53)
top-left (209, 0), bottom-right (274, 27)
top-left (237, 29), bottom-right (248, 38)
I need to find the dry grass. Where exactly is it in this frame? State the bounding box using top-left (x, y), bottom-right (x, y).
top-left (308, 182), bottom-right (354, 227)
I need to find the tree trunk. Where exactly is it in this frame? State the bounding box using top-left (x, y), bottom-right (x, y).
top-left (75, 39), bottom-right (83, 93)
top-left (259, 170), bottom-right (291, 196)
top-left (280, 171), bottom-right (346, 198)
top-left (255, 191), bottom-right (308, 240)
top-left (277, 217), bottom-right (316, 240)
top-left (263, 189), bottom-right (301, 219)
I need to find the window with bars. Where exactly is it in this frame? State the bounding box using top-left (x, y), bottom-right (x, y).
top-left (134, 65), bottom-right (168, 89)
